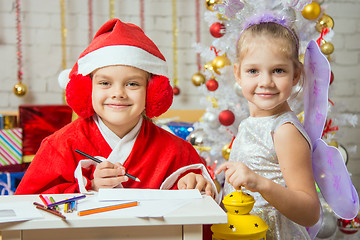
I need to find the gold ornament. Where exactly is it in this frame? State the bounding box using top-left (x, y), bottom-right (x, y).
top-left (207, 96), bottom-right (219, 108)
top-left (222, 143), bottom-right (231, 160)
top-left (204, 60), bottom-right (215, 73)
top-left (216, 13), bottom-right (228, 21)
top-left (321, 41), bottom-right (334, 55)
top-left (301, 2), bottom-right (321, 20)
top-left (13, 82), bottom-right (27, 97)
top-left (328, 141), bottom-right (339, 148)
top-left (205, 0), bottom-right (222, 11)
top-left (299, 53), bottom-right (305, 64)
top-left (191, 72), bottom-right (206, 86)
top-left (316, 14), bottom-right (334, 32)
top-left (213, 54), bottom-right (231, 75)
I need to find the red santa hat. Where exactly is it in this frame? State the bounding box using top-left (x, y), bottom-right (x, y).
top-left (59, 18), bottom-right (173, 119)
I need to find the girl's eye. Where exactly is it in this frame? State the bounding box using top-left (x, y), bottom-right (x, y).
top-left (248, 69), bottom-right (258, 74)
top-left (99, 81), bottom-right (110, 86)
top-left (274, 68), bottom-right (285, 74)
top-left (126, 82), bottom-right (140, 87)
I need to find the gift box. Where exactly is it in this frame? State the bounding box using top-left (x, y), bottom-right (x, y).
top-left (0, 128), bottom-right (22, 166)
top-left (0, 171), bottom-right (25, 195)
top-left (0, 114), bottom-right (18, 129)
top-left (19, 105), bottom-right (73, 156)
top-left (166, 121), bottom-right (194, 140)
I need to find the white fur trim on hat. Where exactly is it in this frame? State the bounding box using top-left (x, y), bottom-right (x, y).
top-left (58, 69), bottom-right (72, 89)
top-left (77, 45), bottom-right (168, 77)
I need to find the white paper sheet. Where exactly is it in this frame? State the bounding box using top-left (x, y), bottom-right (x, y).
top-left (0, 201), bottom-right (43, 223)
top-left (77, 194), bottom-right (196, 217)
top-left (98, 188), bottom-right (202, 201)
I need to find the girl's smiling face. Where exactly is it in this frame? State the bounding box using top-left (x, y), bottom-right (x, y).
top-left (234, 36), bottom-right (300, 117)
top-left (91, 65), bottom-right (148, 138)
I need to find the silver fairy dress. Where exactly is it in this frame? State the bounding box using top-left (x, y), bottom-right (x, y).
top-left (223, 111), bottom-right (312, 240)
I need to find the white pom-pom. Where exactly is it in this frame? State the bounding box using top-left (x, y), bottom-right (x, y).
top-left (58, 69), bottom-right (71, 89)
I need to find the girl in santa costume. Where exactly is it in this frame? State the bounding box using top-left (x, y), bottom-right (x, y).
top-left (15, 18), bottom-right (217, 199)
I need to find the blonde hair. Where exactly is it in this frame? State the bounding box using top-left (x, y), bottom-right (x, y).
top-left (237, 22), bottom-right (301, 69)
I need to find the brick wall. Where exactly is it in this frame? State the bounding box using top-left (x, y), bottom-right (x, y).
top-left (0, 0), bottom-right (359, 191)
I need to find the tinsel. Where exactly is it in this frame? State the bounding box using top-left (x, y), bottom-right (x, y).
top-left (172, 0), bottom-right (178, 87)
top-left (60, 0), bottom-right (67, 70)
top-left (140, 0), bottom-right (145, 30)
top-left (15, 0), bottom-right (23, 82)
top-left (109, 0), bottom-right (114, 19)
top-left (88, 0), bottom-right (93, 43)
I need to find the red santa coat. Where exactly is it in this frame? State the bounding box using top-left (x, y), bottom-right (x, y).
top-left (15, 117), bottom-right (209, 194)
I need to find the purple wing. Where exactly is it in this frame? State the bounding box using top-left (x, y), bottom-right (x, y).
top-left (303, 40), bottom-right (330, 145)
top-left (313, 139), bottom-right (359, 219)
top-left (303, 41), bottom-right (359, 239)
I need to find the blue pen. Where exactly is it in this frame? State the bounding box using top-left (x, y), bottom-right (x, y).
top-left (46, 195), bottom-right (86, 208)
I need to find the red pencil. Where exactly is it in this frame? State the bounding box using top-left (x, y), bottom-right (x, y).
top-left (39, 194), bottom-right (49, 206)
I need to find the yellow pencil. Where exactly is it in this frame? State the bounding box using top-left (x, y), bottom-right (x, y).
top-left (78, 201), bottom-right (138, 216)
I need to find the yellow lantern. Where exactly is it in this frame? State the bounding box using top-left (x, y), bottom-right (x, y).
top-left (211, 191), bottom-right (268, 239)
top-left (301, 2), bottom-right (321, 20)
top-left (316, 14), bottom-right (334, 32)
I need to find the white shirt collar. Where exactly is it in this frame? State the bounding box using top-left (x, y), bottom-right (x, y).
top-left (93, 114), bottom-right (143, 150)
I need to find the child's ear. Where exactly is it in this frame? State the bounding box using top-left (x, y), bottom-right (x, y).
top-left (233, 63), bottom-right (241, 86)
top-left (292, 67), bottom-right (301, 86)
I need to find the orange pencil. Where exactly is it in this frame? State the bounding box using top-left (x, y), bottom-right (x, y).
top-left (78, 201), bottom-right (138, 216)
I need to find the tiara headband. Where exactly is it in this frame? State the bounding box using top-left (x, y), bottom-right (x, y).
top-left (238, 12), bottom-right (299, 52)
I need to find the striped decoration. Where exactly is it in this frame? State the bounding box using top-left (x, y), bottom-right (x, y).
top-left (0, 128), bottom-right (22, 166)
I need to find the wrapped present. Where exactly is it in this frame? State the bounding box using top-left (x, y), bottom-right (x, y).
top-left (0, 114), bottom-right (18, 129)
top-left (0, 171), bottom-right (25, 195)
top-left (0, 128), bottom-right (22, 166)
top-left (19, 105), bottom-right (73, 156)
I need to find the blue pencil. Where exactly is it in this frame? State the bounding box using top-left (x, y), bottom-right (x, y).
top-left (46, 195), bottom-right (86, 208)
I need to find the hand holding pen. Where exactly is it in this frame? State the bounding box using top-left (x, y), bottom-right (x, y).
top-left (75, 149), bottom-right (140, 191)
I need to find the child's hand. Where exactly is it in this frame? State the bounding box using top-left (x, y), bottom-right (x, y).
top-left (215, 161), bottom-right (263, 192)
top-left (91, 161), bottom-right (129, 191)
top-left (177, 173), bottom-right (216, 199)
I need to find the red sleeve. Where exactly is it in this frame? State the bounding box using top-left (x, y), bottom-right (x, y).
top-left (15, 138), bottom-right (80, 195)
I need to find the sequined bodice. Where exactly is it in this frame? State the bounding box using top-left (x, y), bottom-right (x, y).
top-left (223, 111), bottom-right (312, 240)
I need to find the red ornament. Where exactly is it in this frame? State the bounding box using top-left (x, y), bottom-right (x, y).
top-left (338, 216), bottom-right (360, 234)
top-left (219, 110), bottom-right (235, 126)
top-left (210, 22), bottom-right (226, 38)
top-left (173, 86), bottom-right (180, 96)
top-left (206, 78), bottom-right (219, 91)
top-left (330, 71), bottom-right (334, 85)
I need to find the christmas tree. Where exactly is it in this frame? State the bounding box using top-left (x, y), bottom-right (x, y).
top-left (189, 0), bottom-right (359, 238)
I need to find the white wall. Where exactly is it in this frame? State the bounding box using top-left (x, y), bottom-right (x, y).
top-left (0, 0), bottom-right (360, 190)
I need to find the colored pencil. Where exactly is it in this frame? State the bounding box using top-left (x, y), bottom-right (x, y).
top-left (49, 196), bottom-right (60, 210)
top-left (33, 202), bottom-right (66, 220)
top-left (39, 194), bottom-right (49, 206)
top-left (78, 201), bottom-right (138, 216)
top-left (46, 195), bottom-right (86, 208)
top-left (75, 149), bottom-right (141, 182)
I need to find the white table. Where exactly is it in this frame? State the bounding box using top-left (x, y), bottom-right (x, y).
top-left (0, 194), bottom-right (227, 240)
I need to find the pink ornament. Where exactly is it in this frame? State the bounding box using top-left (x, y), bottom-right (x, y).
top-left (219, 110), bottom-right (235, 126)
